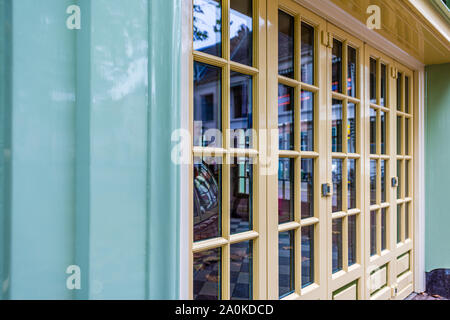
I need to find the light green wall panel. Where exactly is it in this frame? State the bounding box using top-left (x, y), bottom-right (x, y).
top-left (425, 63), bottom-right (450, 272)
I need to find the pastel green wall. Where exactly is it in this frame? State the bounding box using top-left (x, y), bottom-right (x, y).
top-left (0, 0), bottom-right (181, 299)
top-left (425, 63), bottom-right (450, 272)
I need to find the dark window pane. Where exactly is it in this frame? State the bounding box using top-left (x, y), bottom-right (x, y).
top-left (380, 63), bottom-right (387, 106)
top-left (301, 225), bottom-right (314, 287)
top-left (370, 160), bottom-right (377, 205)
top-left (332, 218), bottom-right (343, 273)
top-left (332, 99), bottom-right (343, 152)
top-left (193, 248), bottom-right (221, 300)
top-left (332, 39), bottom-right (342, 93)
top-left (397, 73), bottom-right (402, 111)
top-left (194, 157), bottom-right (222, 242)
top-left (405, 203), bottom-right (410, 239)
top-left (381, 208), bottom-right (387, 251)
top-left (381, 111), bottom-right (386, 154)
top-left (230, 72), bottom-right (253, 148)
top-left (193, 0), bottom-right (222, 57)
top-left (370, 108), bottom-right (376, 154)
top-left (230, 0), bottom-right (253, 66)
top-left (397, 204), bottom-right (402, 243)
top-left (301, 22), bottom-right (314, 85)
top-left (397, 116), bottom-right (402, 155)
top-left (332, 159), bottom-right (343, 212)
top-left (347, 46), bottom-right (357, 97)
top-left (230, 157), bottom-right (252, 234)
top-left (397, 160), bottom-right (402, 199)
top-left (278, 158), bottom-right (294, 224)
top-left (230, 241), bottom-right (253, 300)
top-left (405, 160), bottom-right (410, 198)
top-left (348, 214), bottom-right (357, 266)
top-left (405, 76), bottom-right (410, 113)
top-left (381, 160), bottom-right (386, 203)
top-left (279, 231), bottom-right (295, 297)
top-left (405, 118), bottom-right (410, 155)
top-left (194, 62), bottom-right (222, 147)
top-left (370, 58), bottom-right (377, 104)
top-left (347, 103), bottom-right (356, 153)
top-left (348, 159), bottom-right (356, 210)
top-left (301, 159), bottom-right (314, 218)
top-left (278, 11), bottom-right (294, 78)
top-left (301, 91), bottom-right (314, 151)
top-left (370, 211), bottom-right (377, 256)
top-left (278, 84), bottom-right (294, 150)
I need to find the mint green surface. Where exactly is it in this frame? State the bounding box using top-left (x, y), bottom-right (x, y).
top-left (0, 0), bottom-right (181, 299)
top-left (425, 63), bottom-right (450, 272)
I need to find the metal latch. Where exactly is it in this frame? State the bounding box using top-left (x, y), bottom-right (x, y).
top-left (322, 183), bottom-right (332, 197)
top-left (391, 177), bottom-right (398, 187)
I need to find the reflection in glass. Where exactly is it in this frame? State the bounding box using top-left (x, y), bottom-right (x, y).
top-left (380, 64), bottom-right (387, 106)
top-left (301, 22), bottom-right (314, 85)
top-left (332, 99), bottom-right (343, 152)
top-left (194, 62), bottom-right (222, 147)
top-left (278, 158), bottom-right (294, 224)
top-left (279, 231), bottom-right (295, 297)
top-left (405, 76), bottom-right (410, 113)
top-left (381, 208), bottom-right (387, 251)
top-left (301, 225), bottom-right (314, 287)
top-left (405, 118), bottom-right (410, 155)
top-left (230, 241), bottom-right (253, 300)
top-left (278, 84), bottom-right (294, 150)
top-left (193, 0), bottom-right (222, 57)
top-left (397, 73), bottom-right (402, 111)
top-left (381, 111), bottom-right (386, 154)
top-left (301, 159), bottom-right (314, 218)
top-left (301, 91), bottom-right (314, 151)
top-left (332, 39), bottom-right (342, 93)
top-left (405, 160), bottom-right (410, 198)
top-left (397, 116), bottom-right (402, 155)
top-left (230, 0), bottom-right (253, 66)
top-left (370, 58), bottom-right (377, 104)
top-left (332, 159), bottom-right (343, 212)
top-left (230, 72), bottom-right (253, 148)
top-left (370, 211), bottom-right (377, 256)
top-left (332, 218), bottom-right (343, 273)
top-left (348, 159), bottom-right (356, 210)
top-left (405, 203), bottom-right (410, 239)
top-left (397, 204), bottom-right (402, 243)
top-left (397, 160), bottom-right (402, 199)
top-left (194, 157), bottom-right (222, 242)
top-left (278, 11), bottom-right (294, 78)
top-left (370, 108), bottom-right (376, 154)
top-left (193, 248), bottom-right (221, 300)
top-left (348, 214), bottom-right (357, 266)
top-left (347, 46), bottom-right (357, 97)
top-left (381, 160), bottom-right (386, 203)
top-left (370, 160), bottom-right (377, 205)
top-left (230, 157), bottom-right (252, 234)
top-left (347, 103), bottom-right (356, 153)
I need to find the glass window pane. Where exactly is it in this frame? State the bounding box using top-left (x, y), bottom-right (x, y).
top-left (405, 76), bottom-right (410, 113)
top-left (381, 111), bottom-right (386, 154)
top-left (230, 241), bottom-right (253, 300)
top-left (230, 157), bottom-right (252, 234)
top-left (301, 22), bottom-right (314, 85)
top-left (347, 46), bottom-right (357, 97)
top-left (194, 157), bottom-right (222, 242)
top-left (230, 72), bottom-right (253, 148)
top-left (405, 203), bottom-right (410, 239)
top-left (332, 218), bottom-right (343, 273)
top-left (405, 118), bottom-right (410, 155)
top-left (279, 231), bottom-right (295, 297)
top-left (347, 103), bottom-right (356, 153)
top-left (278, 11), bottom-right (294, 78)
top-left (193, 0), bottom-right (222, 57)
top-left (397, 204), bottom-right (402, 243)
top-left (381, 160), bottom-right (386, 203)
top-left (370, 211), bottom-right (377, 256)
top-left (278, 84), bottom-right (294, 150)
top-left (332, 99), bottom-right (343, 152)
top-left (381, 208), bottom-right (387, 251)
top-left (348, 159), bottom-right (356, 210)
top-left (194, 62), bottom-right (222, 147)
top-left (348, 214), bottom-right (357, 266)
top-left (370, 58), bottom-right (377, 104)
top-left (332, 159), bottom-right (343, 212)
top-left (370, 108), bottom-right (376, 154)
top-left (397, 73), bottom-right (402, 111)
top-left (230, 0), bottom-right (253, 66)
top-left (380, 63), bottom-right (387, 107)
top-left (301, 159), bottom-right (314, 218)
top-left (405, 160), bottom-right (410, 198)
top-left (193, 248), bottom-right (221, 300)
top-left (397, 160), bottom-right (402, 199)
top-left (397, 116), bottom-right (402, 155)
top-left (301, 225), bottom-right (314, 287)
top-left (370, 160), bottom-right (377, 205)
top-left (332, 39), bottom-right (342, 93)
top-left (301, 91), bottom-right (314, 151)
top-left (278, 158), bottom-right (294, 224)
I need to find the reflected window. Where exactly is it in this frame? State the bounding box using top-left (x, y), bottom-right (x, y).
top-left (380, 63), bottom-right (387, 106)
top-left (301, 22), bottom-right (314, 85)
top-left (230, 157), bottom-right (252, 234)
top-left (397, 116), bottom-right (402, 155)
top-left (381, 111), bottom-right (386, 154)
top-left (370, 58), bottom-right (377, 104)
top-left (381, 160), bottom-right (386, 203)
top-left (396, 73), bottom-right (402, 111)
top-left (230, 241), bottom-right (253, 300)
top-left (279, 231), bottom-right (295, 297)
top-left (332, 159), bottom-right (343, 212)
top-left (332, 39), bottom-right (342, 93)
top-left (405, 76), bottom-right (410, 113)
top-left (332, 218), bottom-right (343, 273)
top-left (332, 99), bottom-right (343, 153)
top-left (193, 248), bottom-right (221, 300)
top-left (301, 159), bottom-right (314, 218)
top-left (347, 46), bottom-right (357, 97)
top-left (397, 160), bottom-right (402, 199)
top-left (348, 159), bottom-right (356, 210)
top-left (278, 11), bottom-right (294, 78)
top-left (230, 72), bottom-right (253, 148)
top-left (370, 211), bottom-right (377, 256)
top-left (278, 158), bottom-right (294, 224)
top-left (301, 225), bottom-right (314, 287)
top-left (405, 203), bottom-right (410, 239)
top-left (301, 91), bottom-right (314, 151)
top-left (348, 215), bottom-right (357, 266)
top-left (230, 0), bottom-right (253, 66)
top-left (193, 0), bottom-right (222, 57)
top-left (370, 108), bottom-right (376, 154)
top-left (347, 103), bottom-right (356, 153)
top-left (381, 208), bottom-right (387, 251)
top-left (397, 204), bottom-right (402, 243)
top-left (370, 160), bottom-right (377, 205)
top-left (278, 84), bottom-right (294, 150)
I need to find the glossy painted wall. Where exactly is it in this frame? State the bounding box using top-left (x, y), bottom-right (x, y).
top-left (425, 63), bottom-right (450, 272)
top-left (0, 0), bottom-right (181, 299)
